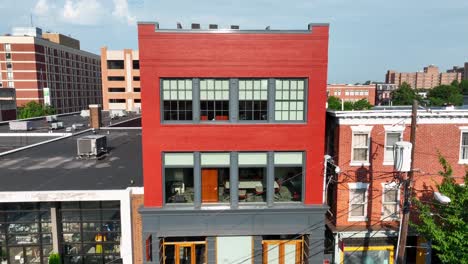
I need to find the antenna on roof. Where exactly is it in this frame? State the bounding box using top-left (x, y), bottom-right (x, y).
top-left (30, 13), bottom-right (33, 27)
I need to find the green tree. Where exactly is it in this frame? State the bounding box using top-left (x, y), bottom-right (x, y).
top-left (18, 101), bottom-right (56, 119)
top-left (412, 156), bottom-right (468, 263)
top-left (353, 98), bottom-right (372, 110)
top-left (391, 82), bottom-right (420, 105)
top-left (327, 96), bottom-right (342, 110)
top-left (427, 85), bottom-right (463, 106)
top-left (343, 101), bottom-right (354, 111)
top-left (459, 80), bottom-right (468, 95)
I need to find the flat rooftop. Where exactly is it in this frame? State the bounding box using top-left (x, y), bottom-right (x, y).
top-left (0, 128), bottom-right (143, 192)
top-left (0, 111), bottom-right (141, 134)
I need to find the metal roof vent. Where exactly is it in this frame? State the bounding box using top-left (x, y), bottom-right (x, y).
top-left (191, 23), bottom-right (200, 29)
top-left (230, 25), bottom-right (239, 30)
top-left (177, 22), bottom-right (182, 29)
top-left (209, 24), bottom-right (218, 29)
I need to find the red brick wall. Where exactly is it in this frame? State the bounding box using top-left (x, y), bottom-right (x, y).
top-left (332, 122), bottom-right (467, 229)
top-left (327, 84), bottom-right (376, 105)
top-left (131, 194), bottom-right (144, 264)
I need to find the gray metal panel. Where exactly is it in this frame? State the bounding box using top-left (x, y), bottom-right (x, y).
top-left (267, 78), bottom-right (275, 122)
top-left (140, 206), bottom-right (327, 237)
top-left (229, 78), bottom-right (239, 123)
top-left (193, 78), bottom-right (200, 123)
top-left (230, 152), bottom-right (239, 208)
top-left (253, 236), bottom-right (263, 264)
top-left (194, 152), bottom-right (201, 208)
top-left (207, 237), bottom-right (216, 264)
top-left (266, 152), bottom-right (274, 207)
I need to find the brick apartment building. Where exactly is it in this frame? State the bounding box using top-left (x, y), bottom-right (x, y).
top-left (325, 108), bottom-right (468, 263)
top-left (327, 84), bottom-right (376, 105)
top-left (138, 22), bottom-right (329, 263)
top-left (100, 47), bottom-right (141, 111)
top-left (386, 65), bottom-right (463, 89)
top-left (375, 83), bottom-right (398, 106)
top-left (0, 88), bottom-right (16, 121)
top-left (0, 27), bottom-right (102, 113)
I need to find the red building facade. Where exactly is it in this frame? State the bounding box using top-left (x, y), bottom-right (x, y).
top-left (138, 22), bottom-right (329, 263)
top-left (325, 109), bottom-right (468, 263)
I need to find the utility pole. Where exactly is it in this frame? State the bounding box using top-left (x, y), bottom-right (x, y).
top-left (396, 99), bottom-right (418, 263)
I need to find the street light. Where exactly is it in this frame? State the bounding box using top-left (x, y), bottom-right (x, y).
top-left (434, 192), bottom-right (451, 204)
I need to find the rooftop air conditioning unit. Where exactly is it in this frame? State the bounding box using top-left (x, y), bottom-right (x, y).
top-left (46, 115), bottom-right (58, 122)
top-left (77, 135), bottom-right (107, 158)
top-left (110, 109), bottom-right (127, 118)
top-left (394, 141), bottom-right (412, 172)
top-left (9, 121), bottom-right (33, 131)
top-left (80, 110), bottom-right (90, 118)
top-left (51, 122), bottom-right (63, 130)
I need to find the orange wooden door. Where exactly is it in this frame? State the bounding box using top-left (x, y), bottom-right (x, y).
top-left (202, 169), bottom-right (218, 203)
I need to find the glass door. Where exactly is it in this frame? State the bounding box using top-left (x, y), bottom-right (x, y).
top-left (163, 240), bottom-right (206, 264)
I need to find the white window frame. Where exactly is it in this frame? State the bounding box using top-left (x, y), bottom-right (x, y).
top-left (459, 127), bottom-right (468, 164)
top-left (383, 125), bottom-right (405, 166)
top-left (381, 182), bottom-right (400, 220)
top-left (348, 182), bottom-right (369, 221)
top-left (350, 126), bottom-right (373, 166)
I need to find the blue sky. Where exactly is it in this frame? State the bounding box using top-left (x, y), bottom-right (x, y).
top-left (0, 0), bottom-right (467, 83)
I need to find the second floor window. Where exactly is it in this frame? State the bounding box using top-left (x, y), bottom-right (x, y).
top-left (200, 79), bottom-right (229, 121)
top-left (348, 183), bottom-right (369, 221)
top-left (162, 79), bottom-right (193, 121)
top-left (382, 183), bottom-right (399, 219)
top-left (239, 79), bottom-right (268, 121)
top-left (274, 79), bottom-right (305, 121)
top-left (384, 132), bottom-right (401, 164)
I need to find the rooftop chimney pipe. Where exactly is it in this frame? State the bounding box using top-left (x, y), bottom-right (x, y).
top-left (89, 104), bottom-right (102, 129)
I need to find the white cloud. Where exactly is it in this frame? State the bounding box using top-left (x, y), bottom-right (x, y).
top-left (33, 0), bottom-right (50, 16)
top-left (112, 0), bottom-right (136, 25)
top-left (60, 0), bottom-right (105, 25)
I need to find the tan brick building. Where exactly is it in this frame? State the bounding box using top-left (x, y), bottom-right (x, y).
top-left (0, 27), bottom-right (102, 113)
top-left (100, 47), bottom-right (141, 111)
top-left (325, 108), bottom-right (468, 263)
top-left (386, 65), bottom-right (463, 89)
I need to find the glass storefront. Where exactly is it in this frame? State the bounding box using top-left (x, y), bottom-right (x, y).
top-left (0, 202), bottom-right (121, 264)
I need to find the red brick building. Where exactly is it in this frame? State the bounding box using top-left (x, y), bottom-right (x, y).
top-left (138, 22), bottom-right (329, 263)
top-left (0, 88), bottom-right (16, 121)
top-left (325, 108), bottom-right (468, 263)
top-left (0, 27), bottom-right (102, 113)
top-left (327, 84), bottom-right (376, 105)
top-left (386, 65), bottom-right (463, 89)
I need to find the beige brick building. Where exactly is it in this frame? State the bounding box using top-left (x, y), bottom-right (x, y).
top-left (386, 64), bottom-right (463, 89)
top-left (100, 47), bottom-right (141, 111)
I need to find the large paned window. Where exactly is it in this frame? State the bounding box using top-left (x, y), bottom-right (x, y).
top-left (460, 131), bottom-right (468, 163)
top-left (382, 183), bottom-right (399, 220)
top-left (60, 201), bottom-right (121, 264)
top-left (384, 132), bottom-right (401, 164)
top-left (0, 203), bottom-right (52, 264)
top-left (348, 183), bottom-right (369, 221)
top-left (162, 238), bottom-right (206, 264)
top-left (238, 79), bottom-right (268, 121)
top-left (352, 133), bottom-right (370, 163)
top-left (274, 79), bottom-right (305, 121)
top-left (164, 153), bottom-right (195, 204)
top-left (262, 236), bottom-right (304, 264)
top-left (238, 153), bottom-right (267, 203)
top-left (201, 153), bottom-right (230, 204)
top-left (200, 79), bottom-right (229, 121)
top-left (162, 79), bottom-right (193, 121)
top-left (274, 152), bottom-right (303, 202)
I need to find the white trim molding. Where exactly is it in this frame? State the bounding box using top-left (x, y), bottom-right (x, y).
top-left (347, 182), bottom-right (369, 222)
top-left (459, 127), bottom-right (468, 164)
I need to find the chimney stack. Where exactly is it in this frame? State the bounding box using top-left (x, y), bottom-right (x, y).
top-left (191, 23), bottom-right (200, 29)
top-left (89, 104), bottom-right (102, 129)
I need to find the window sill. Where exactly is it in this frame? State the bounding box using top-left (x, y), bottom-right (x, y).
top-left (349, 162), bottom-right (370, 167)
top-left (381, 216), bottom-right (400, 221)
top-left (382, 161), bottom-right (394, 166)
top-left (348, 217), bottom-right (368, 222)
top-left (458, 160), bottom-right (468, 165)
